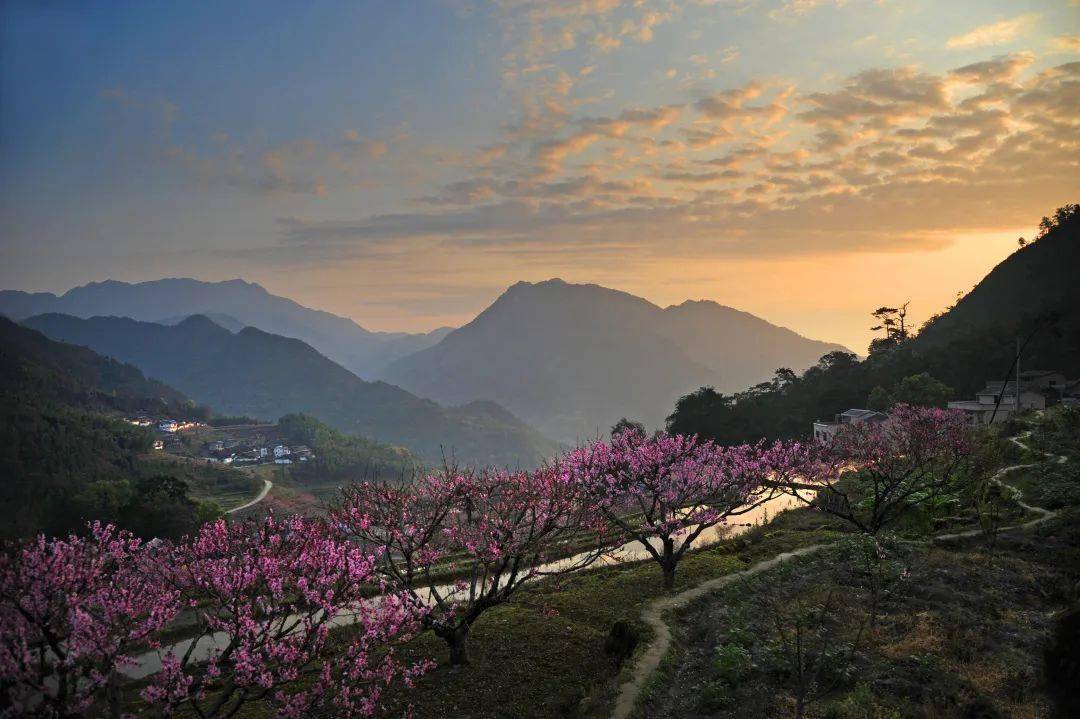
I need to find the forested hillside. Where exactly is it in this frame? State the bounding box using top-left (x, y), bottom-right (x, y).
top-left (0, 320), bottom-right (238, 539)
top-left (0, 316), bottom-right (204, 419)
top-left (668, 205), bottom-right (1080, 444)
top-left (277, 412), bottom-right (417, 483)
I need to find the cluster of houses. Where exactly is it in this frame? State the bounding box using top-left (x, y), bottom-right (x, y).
top-left (946, 370), bottom-right (1080, 426)
top-left (126, 416), bottom-right (202, 433)
top-left (203, 439), bottom-right (314, 466)
top-left (813, 370), bottom-right (1079, 440)
top-left (125, 415), bottom-right (203, 452)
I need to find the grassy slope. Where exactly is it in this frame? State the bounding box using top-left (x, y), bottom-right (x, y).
top-left (641, 416), bottom-right (1079, 719)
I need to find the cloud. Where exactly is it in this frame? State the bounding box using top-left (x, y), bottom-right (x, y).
top-left (769, 0), bottom-right (844, 21)
top-left (799, 66), bottom-right (948, 126)
top-left (618, 9), bottom-right (670, 42)
top-left (496, 0), bottom-right (672, 68)
top-left (946, 14), bottom-right (1038, 50)
top-left (592, 32), bottom-right (622, 52)
top-left (267, 54), bottom-right (1077, 269)
top-left (1048, 35), bottom-right (1080, 53)
top-left (949, 52), bottom-right (1035, 84)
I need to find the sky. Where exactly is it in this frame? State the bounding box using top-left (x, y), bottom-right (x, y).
top-left (1, 0), bottom-right (1077, 353)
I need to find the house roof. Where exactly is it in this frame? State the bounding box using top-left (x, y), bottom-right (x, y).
top-left (1019, 370), bottom-right (1063, 379)
top-left (840, 408), bottom-right (887, 421)
top-left (976, 382), bottom-right (1047, 397)
top-left (948, 400), bottom-right (1003, 412)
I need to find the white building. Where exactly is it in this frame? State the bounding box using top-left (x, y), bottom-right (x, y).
top-left (159, 419), bottom-right (178, 433)
top-left (812, 408), bottom-right (888, 443)
top-left (273, 445), bottom-right (291, 459)
top-left (949, 379), bottom-right (1048, 426)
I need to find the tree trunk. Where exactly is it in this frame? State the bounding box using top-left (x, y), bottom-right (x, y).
top-left (662, 563), bottom-right (676, 589)
top-left (443, 625), bottom-right (470, 667)
top-left (105, 671), bottom-right (122, 719)
top-left (661, 538), bottom-right (676, 589)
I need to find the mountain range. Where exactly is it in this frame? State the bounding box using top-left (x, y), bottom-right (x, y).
top-left (382, 279), bottom-right (848, 442)
top-left (21, 313), bottom-right (560, 467)
top-left (3, 276), bottom-right (850, 444)
top-left (0, 278), bottom-right (450, 378)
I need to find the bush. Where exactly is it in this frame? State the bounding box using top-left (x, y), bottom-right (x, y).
top-left (713, 642), bottom-right (753, 684)
top-left (604, 619), bottom-right (640, 668)
top-left (1035, 462), bottom-right (1080, 509)
top-left (699, 680), bottom-right (736, 711)
top-left (1045, 605), bottom-right (1080, 718)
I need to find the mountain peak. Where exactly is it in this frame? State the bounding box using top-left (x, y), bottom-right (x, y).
top-left (497, 278), bottom-right (654, 306)
top-left (505, 278), bottom-right (570, 294)
top-left (385, 279), bottom-right (848, 443)
top-left (174, 313), bottom-right (233, 334)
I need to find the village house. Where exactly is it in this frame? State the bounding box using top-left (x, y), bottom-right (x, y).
top-left (947, 370), bottom-right (1074, 426)
top-left (812, 408), bottom-right (888, 443)
top-left (232, 450), bottom-right (263, 465)
top-left (158, 419), bottom-right (179, 433)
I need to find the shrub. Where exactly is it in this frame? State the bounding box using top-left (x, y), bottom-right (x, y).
top-left (713, 642), bottom-right (754, 684)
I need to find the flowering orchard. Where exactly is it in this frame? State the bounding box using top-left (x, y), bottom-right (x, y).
top-left (0, 523), bottom-right (178, 719)
top-left (0, 515), bottom-right (426, 719)
top-left (0, 407), bottom-right (975, 716)
top-left (144, 514), bottom-right (428, 719)
top-left (771, 404), bottom-right (974, 534)
top-left (566, 431), bottom-right (785, 588)
top-left (335, 462), bottom-right (609, 665)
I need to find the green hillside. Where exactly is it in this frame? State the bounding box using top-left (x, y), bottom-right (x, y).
top-left (0, 319), bottom-right (245, 540)
top-left (0, 316), bottom-right (204, 419)
top-left (277, 412), bottom-right (417, 483)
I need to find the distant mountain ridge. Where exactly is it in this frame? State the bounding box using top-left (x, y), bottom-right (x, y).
top-left (158, 312), bottom-right (246, 333)
top-left (0, 278), bottom-right (451, 378)
top-left (382, 279), bottom-right (848, 442)
top-left (22, 313), bottom-right (560, 467)
top-left (2, 276), bottom-right (848, 444)
top-left (0, 316), bottom-right (197, 418)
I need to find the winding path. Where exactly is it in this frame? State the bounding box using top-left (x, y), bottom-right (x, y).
top-left (609, 434), bottom-right (1067, 719)
top-left (226, 478), bottom-right (273, 514)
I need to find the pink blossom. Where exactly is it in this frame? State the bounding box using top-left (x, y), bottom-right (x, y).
top-left (142, 513), bottom-right (426, 718)
top-left (567, 430), bottom-right (773, 588)
top-left (0, 523), bottom-right (180, 718)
